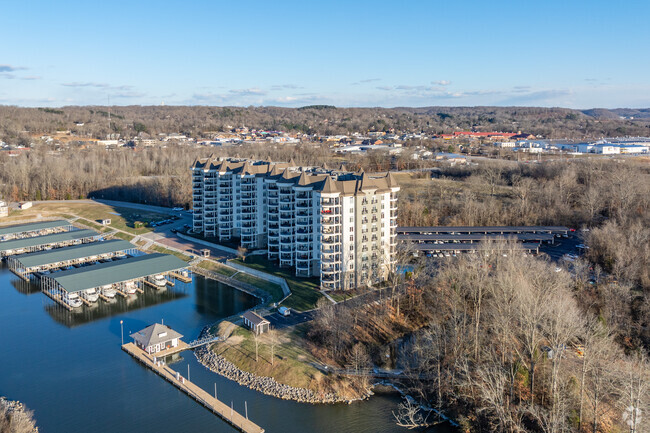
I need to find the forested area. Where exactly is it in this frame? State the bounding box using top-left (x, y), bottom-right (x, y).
top-left (1, 105), bottom-right (649, 142)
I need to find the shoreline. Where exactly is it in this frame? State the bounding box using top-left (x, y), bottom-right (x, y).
top-left (194, 345), bottom-right (372, 404)
top-left (194, 321), bottom-right (372, 404)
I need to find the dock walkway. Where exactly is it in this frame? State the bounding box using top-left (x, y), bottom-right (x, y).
top-left (122, 342), bottom-right (263, 433)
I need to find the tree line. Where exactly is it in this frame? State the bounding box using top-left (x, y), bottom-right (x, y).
top-left (1, 105), bottom-right (649, 143)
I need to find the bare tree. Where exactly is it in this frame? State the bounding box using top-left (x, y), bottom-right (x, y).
top-left (392, 397), bottom-right (431, 429)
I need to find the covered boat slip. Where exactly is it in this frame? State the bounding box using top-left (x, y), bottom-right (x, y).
top-left (41, 253), bottom-right (190, 300)
top-left (0, 220), bottom-right (73, 241)
top-left (0, 229), bottom-right (102, 257)
top-left (397, 225), bottom-right (570, 235)
top-left (398, 232), bottom-right (556, 243)
top-left (7, 239), bottom-right (137, 277)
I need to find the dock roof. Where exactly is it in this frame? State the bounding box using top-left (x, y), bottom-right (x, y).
top-left (0, 220), bottom-right (70, 237)
top-left (48, 253), bottom-right (188, 292)
top-left (0, 229), bottom-right (100, 252)
top-left (14, 239), bottom-right (134, 269)
top-left (130, 323), bottom-right (183, 347)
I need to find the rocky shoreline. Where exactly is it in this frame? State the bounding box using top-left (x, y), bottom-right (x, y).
top-left (194, 345), bottom-right (370, 404)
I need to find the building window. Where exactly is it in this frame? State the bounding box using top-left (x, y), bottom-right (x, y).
top-left (350, 235), bottom-right (354, 241)
top-left (350, 245), bottom-right (354, 251)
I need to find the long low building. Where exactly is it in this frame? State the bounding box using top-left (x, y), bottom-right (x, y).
top-left (0, 229), bottom-right (101, 257)
top-left (0, 220), bottom-right (73, 241)
top-left (411, 242), bottom-right (542, 254)
top-left (397, 225), bottom-right (569, 235)
top-left (398, 232), bottom-right (556, 243)
top-left (7, 239), bottom-right (137, 276)
top-left (41, 253), bottom-right (189, 300)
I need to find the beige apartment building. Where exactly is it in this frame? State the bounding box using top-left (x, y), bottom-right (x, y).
top-left (191, 157), bottom-right (399, 290)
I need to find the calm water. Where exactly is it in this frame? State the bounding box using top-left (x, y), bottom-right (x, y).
top-left (0, 262), bottom-right (451, 433)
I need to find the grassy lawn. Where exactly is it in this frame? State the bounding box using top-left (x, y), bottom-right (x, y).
top-left (197, 260), bottom-right (238, 277)
top-left (232, 272), bottom-right (284, 303)
top-left (32, 202), bottom-right (173, 235)
top-left (148, 244), bottom-right (191, 262)
top-left (231, 256), bottom-right (323, 311)
top-left (213, 321), bottom-right (323, 391)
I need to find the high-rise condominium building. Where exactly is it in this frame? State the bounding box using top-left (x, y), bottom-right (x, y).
top-left (191, 157), bottom-right (399, 290)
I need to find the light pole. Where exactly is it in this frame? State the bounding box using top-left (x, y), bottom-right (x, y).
top-left (187, 364), bottom-right (190, 382)
top-left (120, 320), bottom-right (124, 345)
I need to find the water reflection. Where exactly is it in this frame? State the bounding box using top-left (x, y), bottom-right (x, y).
top-left (46, 287), bottom-right (189, 328)
top-left (10, 277), bottom-right (41, 295)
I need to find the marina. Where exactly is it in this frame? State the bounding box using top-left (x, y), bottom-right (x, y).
top-left (40, 253), bottom-right (190, 309)
top-left (7, 239), bottom-right (137, 279)
top-left (0, 219), bottom-right (73, 241)
top-left (0, 229), bottom-right (102, 257)
top-left (122, 341), bottom-right (263, 433)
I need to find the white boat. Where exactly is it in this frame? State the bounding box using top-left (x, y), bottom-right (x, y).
top-left (149, 274), bottom-right (168, 288)
top-left (101, 284), bottom-right (116, 298)
top-left (81, 288), bottom-right (99, 303)
top-left (64, 293), bottom-right (83, 309)
top-left (124, 281), bottom-right (138, 295)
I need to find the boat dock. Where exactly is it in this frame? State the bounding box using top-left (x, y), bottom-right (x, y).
top-left (170, 271), bottom-right (192, 283)
top-left (42, 289), bottom-right (72, 311)
top-left (122, 342), bottom-right (263, 433)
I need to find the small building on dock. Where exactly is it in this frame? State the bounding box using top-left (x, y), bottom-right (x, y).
top-left (40, 253), bottom-right (189, 303)
top-left (0, 229), bottom-right (102, 258)
top-left (242, 311), bottom-right (270, 335)
top-left (0, 220), bottom-right (73, 242)
top-left (7, 239), bottom-right (137, 277)
top-left (131, 323), bottom-right (183, 354)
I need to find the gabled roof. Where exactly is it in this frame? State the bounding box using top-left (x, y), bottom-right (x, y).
top-left (130, 323), bottom-right (183, 347)
top-left (242, 311), bottom-right (269, 326)
top-left (0, 220), bottom-right (70, 237)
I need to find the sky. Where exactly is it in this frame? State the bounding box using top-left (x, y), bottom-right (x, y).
top-left (1, 0), bottom-right (649, 109)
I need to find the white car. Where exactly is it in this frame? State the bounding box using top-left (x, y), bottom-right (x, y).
top-left (172, 207), bottom-right (183, 211)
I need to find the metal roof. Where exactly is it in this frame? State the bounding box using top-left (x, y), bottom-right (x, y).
top-left (412, 242), bottom-right (541, 252)
top-left (48, 253), bottom-right (188, 293)
top-left (397, 226), bottom-right (569, 234)
top-left (0, 220), bottom-right (70, 237)
top-left (0, 229), bottom-right (100, 252)
top-left (398, 233), bottom-right (555, 242)
top-left (14, 239), bottom-right (134, 269)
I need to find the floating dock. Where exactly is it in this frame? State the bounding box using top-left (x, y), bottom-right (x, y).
top-left (122, 342), bottom-right (263, 433)
top-left (42, 289), bottom-right (72, 311)
top-left (170, 271), bottom-right (192, 283)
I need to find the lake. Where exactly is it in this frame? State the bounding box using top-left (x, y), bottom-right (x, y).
top-left (0, 262), bottom-right (452, 433)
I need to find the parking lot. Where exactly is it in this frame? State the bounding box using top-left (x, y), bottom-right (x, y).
top-left (265, 309), bottom-right (316, 329)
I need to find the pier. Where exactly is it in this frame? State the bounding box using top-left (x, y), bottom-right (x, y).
top-left (122, 342), bottom-right (263, 433)
top-left (42, 289), bottom-right (72, 311)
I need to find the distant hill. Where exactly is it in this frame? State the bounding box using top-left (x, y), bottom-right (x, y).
top-left (0, 105), bottom-right (648, 142)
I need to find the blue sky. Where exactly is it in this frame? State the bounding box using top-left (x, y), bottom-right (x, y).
top-left (1, 0), bottom-right (649, 108)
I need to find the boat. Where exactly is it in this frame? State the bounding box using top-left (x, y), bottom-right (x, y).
top-left (101, 284), bottom-right (116, 298)
top-left (64, 293), bottom-right (83, 309)
top-left (81, 288), bottom-right (99, 303)
top-left (148, 274), bottom-right (168, 288)
top-left (124, 281), bottom-right (138, 295)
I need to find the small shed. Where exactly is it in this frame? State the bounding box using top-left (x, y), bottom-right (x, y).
top-left (200, 249), bottom-right (210, 257)
top-left (100, 219), bottom-right (111, 226)
top-left (242, 311), bottom-right (270, 335)
top-left (130, 323), bottom-right (183, 354)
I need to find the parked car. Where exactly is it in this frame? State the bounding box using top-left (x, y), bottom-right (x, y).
top-left (278, 306), bottom-right (291, 316)
top-left (172, 207), bottom-right (183, 211)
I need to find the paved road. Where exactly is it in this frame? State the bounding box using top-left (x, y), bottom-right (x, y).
top-left (265, 309), bottom-right (316, 329)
